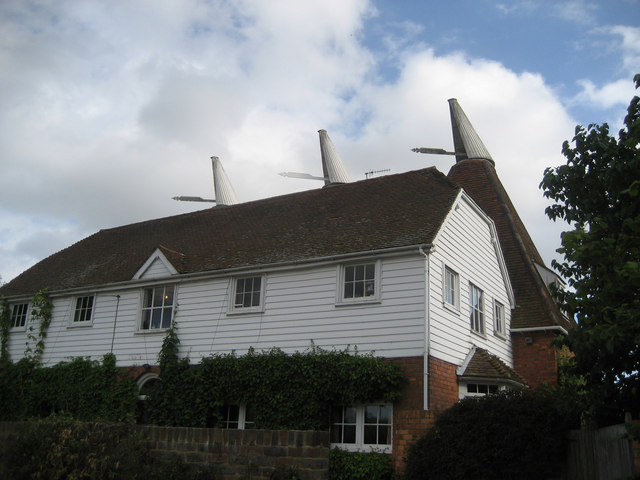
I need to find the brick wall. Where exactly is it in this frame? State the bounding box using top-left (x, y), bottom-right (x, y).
top-left (137, 425), bottom-right (329, 480)
top-left (390, 355), bottom-right (459, 471)
top-left (0, 422), bottom-right (329, 480)
top-left (511, 330), bottom-right (559, 387)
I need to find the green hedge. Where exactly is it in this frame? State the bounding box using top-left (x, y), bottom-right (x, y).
top-left (404, 389), bottom-right (579, 480)
top-left (0, 417), bottom-right (216, 480)
top-left (0, 354), bottom-right (137, 422)
top-left (148, 340), bottom-right (406, 429)
top-left (328, 448), bottom-right (394, 480)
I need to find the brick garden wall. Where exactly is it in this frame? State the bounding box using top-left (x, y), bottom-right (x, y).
top-left (0, 422), bottom-right (329, 480)
top-left (136, 425), bottom-right (329, 479)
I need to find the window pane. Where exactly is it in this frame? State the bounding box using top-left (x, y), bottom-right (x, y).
top-left (151, 309), bottom-right (162, 329)
top-left (365, 263), bottom-right (375, 279)
top-left (141, 310), bottom-right (151, 330)
top-left (378, 425), bottom-right (391, 445)
top-left (365, 405), bottom-right (378, 424)
top-left (364, 425), bottom-right (377, 444)
top-left (343, 425), bottom-right (356, 444)
top-left (345, 266), bottom-right (354, 282)
top-left (344, 406), bottom-right (356, 424)
top-left (344, 283), bottom-right (354, 299)
top-left (354, 281), bottom-right (364, 297)
top-left (161, 308), bottom-right (172, 329)
top-left (365, 280), bottom-right (375, 296)
top-left (379, 405), bottom-right (391, 424)
top-left (143, 289), bottom-right (153, 308)
top-left (355, 265), bottom-right (364, 281)
top-left (164, 287), bottom-right (174, 306)
top-left (152, 287), bottom-right (164, 307)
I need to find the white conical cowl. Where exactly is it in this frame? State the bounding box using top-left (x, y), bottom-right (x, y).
top-left (448, 98), bottom-right (494, 164)
top-left (318, 129), bottom-right (352, 185)
top-left (211, 156), bottom-right (239, 206)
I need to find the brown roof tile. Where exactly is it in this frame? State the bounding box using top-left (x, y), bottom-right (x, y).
top-left (1, 168), bottom-right (460, 297)
top-left (460, 347), bottom-right (527, 386)
top-left (447, 159), bottom-right (573, 331)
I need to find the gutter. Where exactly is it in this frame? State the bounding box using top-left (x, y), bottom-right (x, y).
top-left (511, 326), bottom-right (568, 335)
top-left (418, 246), bottom-right (432, 411)
top-left (5, 243), bottom-right (434, 300)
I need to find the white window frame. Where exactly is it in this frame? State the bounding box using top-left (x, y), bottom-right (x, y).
top-left (68, 295), bottom-right (96, 327)
top-left (219, 404), bottom-right (255, 429)
top-left (9, 302), bottom-right (29, 330)
top-left (443, 266), bottom-right (459, 310)
top-left (228, 275), bottom-right (266, 314)
top-left (494, 300), bottom-right (506, 338)
top-left (330, 404), bottom-right (392, 453)
top-left (469, 283), bottom-right (485, 335)
top-left (138, 284), bottom-right (176, 332)
top-left (460, 381), bottom-right (505, 399)
top-left (336, 260), bottom-right (381, 305)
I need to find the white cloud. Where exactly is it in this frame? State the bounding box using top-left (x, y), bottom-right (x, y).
top-left (0, 0), bottom-right (586, 283)
top-left (552, 0), bottom-right (598, 25)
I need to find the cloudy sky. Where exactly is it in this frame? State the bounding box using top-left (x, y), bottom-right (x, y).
top-left (1, 0), bottom-right (638, 284)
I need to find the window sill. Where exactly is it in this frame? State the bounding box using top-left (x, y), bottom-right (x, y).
top-left (494, 331), bottom-right (508, 341)
top-left (442, 302), bottom-right (460, 315)
top-left (67, 322), bottom-right (93, 329)
top-left (335, 297), bottom-right (381, 307)
top-left (135, 328), bottom-right (170, 335)
top-left (331, 443), bottom-right (392, 454)
top-left (470, 329), bottom-right (487, 340)
top-left (227, 308), bottom-right (265, 316)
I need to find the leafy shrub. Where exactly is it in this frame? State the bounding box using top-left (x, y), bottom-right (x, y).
top-left (148, 338), bottom-right (405, 430)
top-left (0, 416), bottom-right (216, 480)
top-left (404, 389), bottom-right (579, 480)
top-left (0, 354), bottom-right (137, 422)
top-left (329, 448), bottom-right (394, 480)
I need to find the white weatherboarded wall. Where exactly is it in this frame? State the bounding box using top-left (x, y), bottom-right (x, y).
top-left (428, 192), bottom-right (514, 368)
top-left (8, 254), bottom-right (428, 366)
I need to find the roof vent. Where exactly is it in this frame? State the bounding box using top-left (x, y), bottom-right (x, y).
top-left (172, 156), bottom-right (239, 206)
top-left (448, 98), bottom-right (494, 164)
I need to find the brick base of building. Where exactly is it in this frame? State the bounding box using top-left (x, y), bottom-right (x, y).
top-left (390, 355), bottom-right (459, 471)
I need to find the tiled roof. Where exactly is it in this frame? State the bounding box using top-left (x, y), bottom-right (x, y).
top-left (1, 167), bottom-right (460, 297)
top-left (459, 347), bottom-right (526, 386)
top-left (448, 159), bottom-right (573, 331)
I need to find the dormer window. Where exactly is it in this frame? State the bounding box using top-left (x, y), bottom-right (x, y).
top-left (140, 285), bottom-right (175, 330)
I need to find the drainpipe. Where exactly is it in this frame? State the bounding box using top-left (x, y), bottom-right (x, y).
top-left (419, 246), bottom-right (430, 411)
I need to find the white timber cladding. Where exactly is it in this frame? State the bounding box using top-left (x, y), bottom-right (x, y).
top-left (5, 193), bottom-right (513, 369)
top-left (6, 255), bottom-right (427, 366)
top-left (428, 192), bottom-right (514, 368)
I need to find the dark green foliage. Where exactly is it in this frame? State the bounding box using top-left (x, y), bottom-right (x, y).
top-left (0, 416), bottom-right (217, 480)
top-left (148, 332), bottom-right (405, 430)
top-left (540, 74), bottom-right (640, 422)
top-left (404, 389), bottom-right (579, 480)
top-left (0, 354), bottom-right (137, 422)
top-left (0, 298), bottom-right (10, 363)
top-left (328, 448), bottom-right (394, 480)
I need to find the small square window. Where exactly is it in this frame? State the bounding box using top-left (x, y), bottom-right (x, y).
top-left (494, 301), bottom-right (506, 336)
top-left (230, 276), bottom-right (265, 313)
top-left (444, 266), bottom-right (459, 308)
top-left (10, 303), bottom-right (29, 328)
top-left (140, 285), bottom-right (175, 330)
top-left (73, 296), bottom-right (95, 323)
top-left (338, 262), bottom-right (380, 304)
top-left (469, 283), bottom-right (485, 335)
